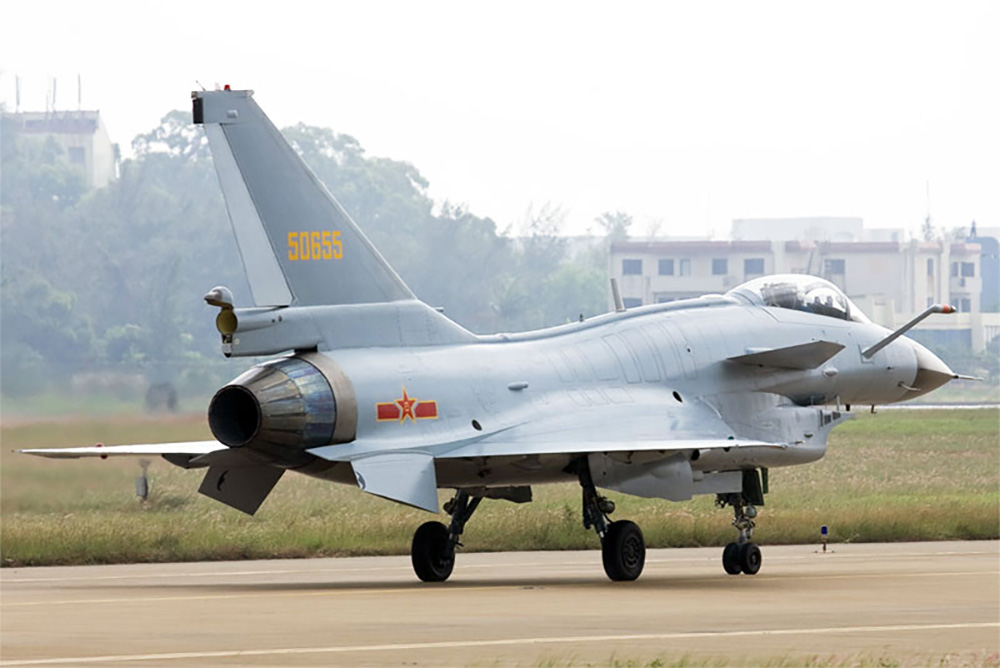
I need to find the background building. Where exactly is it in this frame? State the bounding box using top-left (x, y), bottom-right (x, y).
top-left (611, 220), bottom-right (998, 353)
top-left (5, 109), bottom-right (117, 188)
top-left (969, 223), bottom-right (999, 315)
top-left (731, 216), bottom-right (865, 242)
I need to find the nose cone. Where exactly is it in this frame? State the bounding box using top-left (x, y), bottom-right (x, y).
top-left (907, 340), bottom-right (955, 399)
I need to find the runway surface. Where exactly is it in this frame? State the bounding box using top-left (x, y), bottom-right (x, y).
top-left (1, 541), bottom-right (997, 666)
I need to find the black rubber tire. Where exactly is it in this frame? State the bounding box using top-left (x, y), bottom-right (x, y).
top-left (602, 520), bottom-right (646, 581)
top-left (722, 542), bottom-right (743, 575)
top-left (739, 541), bottom-right (762, 575)
top-left (411, 521), bottom-right (454, 582)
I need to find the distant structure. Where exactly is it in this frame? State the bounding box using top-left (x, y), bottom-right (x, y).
top-left (731, 216), bottom-right (906, 244)
top-left (732, 217), bottom-right (864, 242)
top-left (968, 223), bottom-right (999, 316)
top-left (4, 109), bottom-right (118, 188)
top-left (611, 218), bottom-right (999, 353)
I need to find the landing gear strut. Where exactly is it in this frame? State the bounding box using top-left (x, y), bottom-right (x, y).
top-left (411, 490), bottom-right (481, 582)
top-left (717, 492), bottom-right (762, 576)
top-left (575, 459), bottom-right (645, 581)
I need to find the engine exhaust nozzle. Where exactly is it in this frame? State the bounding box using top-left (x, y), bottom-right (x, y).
top-left (208, 357), bottom-right (337, 455)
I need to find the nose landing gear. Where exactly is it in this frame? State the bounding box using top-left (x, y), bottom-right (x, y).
top-left (717, 490), bottom-right (762, 576)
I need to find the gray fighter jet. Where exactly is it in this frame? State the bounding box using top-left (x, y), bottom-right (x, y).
top-left (23, 88), bottom-right (967, 582)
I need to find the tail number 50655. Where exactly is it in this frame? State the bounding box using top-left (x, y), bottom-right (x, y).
top-left (288, 231), bottom-right (343, 261)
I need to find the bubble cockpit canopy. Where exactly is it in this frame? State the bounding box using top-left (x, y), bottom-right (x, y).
top-left (727, 275), bottom-right (870, 323)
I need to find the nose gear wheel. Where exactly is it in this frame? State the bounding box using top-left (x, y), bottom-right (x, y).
top-left (717, 491), bottom-right (763, 576)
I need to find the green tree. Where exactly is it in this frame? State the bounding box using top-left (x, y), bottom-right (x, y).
top-left (1, 106), bottom-right (617, 402)
top-left (595, 210), bottom-right (632, 241)
top-left (2, 113), bottom-right (95, 395)
top-left (280, 124), bottom-right (511, 331)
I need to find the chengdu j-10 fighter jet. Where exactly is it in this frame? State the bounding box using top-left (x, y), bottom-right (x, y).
top-left (23, 88), bottom-right (968, 583)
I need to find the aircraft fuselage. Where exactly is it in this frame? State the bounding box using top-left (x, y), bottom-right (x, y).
top-left (296, 293), bottom-right (919, 489)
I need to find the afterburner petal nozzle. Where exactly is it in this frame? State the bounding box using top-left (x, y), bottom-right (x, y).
top-left (208, 356), bottom-right (337, 456)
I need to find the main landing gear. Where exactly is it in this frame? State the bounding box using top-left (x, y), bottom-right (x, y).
top-left (411, 490), bottom-right (481, 582)
top-left (576, 460), bottom-right (646, 581)
top-left (717, 490), bottom-right (762, 576)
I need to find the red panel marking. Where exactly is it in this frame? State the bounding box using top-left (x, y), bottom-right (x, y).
top-left (414, 401), bottom-right (438, 419)
top-left (376, 403), bottom-right (401, 421)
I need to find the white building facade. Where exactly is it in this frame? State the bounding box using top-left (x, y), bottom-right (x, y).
top-left (611, 238), bottom-right (995, 352)
top-left (5, 110), bottom-right (117, 188)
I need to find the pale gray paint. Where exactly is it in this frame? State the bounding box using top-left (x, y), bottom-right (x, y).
top-left (22, 89), bottom-right (961, 519)
top-left (203, 124), bottom-right (293, 306)
top-left (195, 90), bottom-right (414, 308)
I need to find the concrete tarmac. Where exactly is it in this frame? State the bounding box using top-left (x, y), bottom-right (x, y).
top-left (1, 541), bottom-right (997, 667)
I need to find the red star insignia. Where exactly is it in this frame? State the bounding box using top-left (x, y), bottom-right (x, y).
top-left (396, 387), bottom-right (418, 423)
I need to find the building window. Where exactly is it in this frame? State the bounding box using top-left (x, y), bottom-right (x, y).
top-left (960, 298), bottom-right (971, 312)
top-left (951, 262), bottom-right (959, 277)
top-left (961, 262), bottom-right (975, 278)
top-left (658, 259), bottom-right (674, 276)
top-left (622, 259), bottom-right (642, 275)
top-left (711, 259), bottom-right (728, 276)
top-left (68, 146), bottom-right (85, 164)
top-left (623, 297), bottom-right (643, 308)
top-left (679, 259), bottom-right (691, 276)
top-left (744, 258), bottom-right (764, 276)
top-left (926, 258), bottom-right (934, 276)
top-left (657, 296), bottom-right (675, 303)
top-left (824, 259), bottom-right (846, 275)
top-left (927, 297), bottom-right (935, 308)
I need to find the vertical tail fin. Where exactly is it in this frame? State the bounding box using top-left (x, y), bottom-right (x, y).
top-left (193, 88), bottom-right (415, 307)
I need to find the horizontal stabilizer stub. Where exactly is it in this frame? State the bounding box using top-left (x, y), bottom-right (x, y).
top-left (728, 340), bottom-right (844, 370)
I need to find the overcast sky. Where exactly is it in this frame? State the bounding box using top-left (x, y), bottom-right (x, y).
top-left (2, 0), bottom-right (997, 239)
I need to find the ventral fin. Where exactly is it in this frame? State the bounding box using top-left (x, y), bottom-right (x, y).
top-left (351, 452), bottom-right (439, 513)
top-left (198, 465), bottom-right (284, 515)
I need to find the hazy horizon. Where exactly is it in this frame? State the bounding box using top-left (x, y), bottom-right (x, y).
top-left (2, 1), bottom-right (997, 239)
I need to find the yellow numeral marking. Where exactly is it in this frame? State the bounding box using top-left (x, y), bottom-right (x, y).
top-left (288, 230), bottom-right (343, 261)
top-left (332, 230), bottom-right (342, 258)
top-left (321, 231), bottom-right (332, 259)
top-left (310, 231), bottom-right (321, 259)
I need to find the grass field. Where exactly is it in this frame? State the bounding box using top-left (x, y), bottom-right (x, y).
top-left (1, 408), bottom-right (997, 567)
